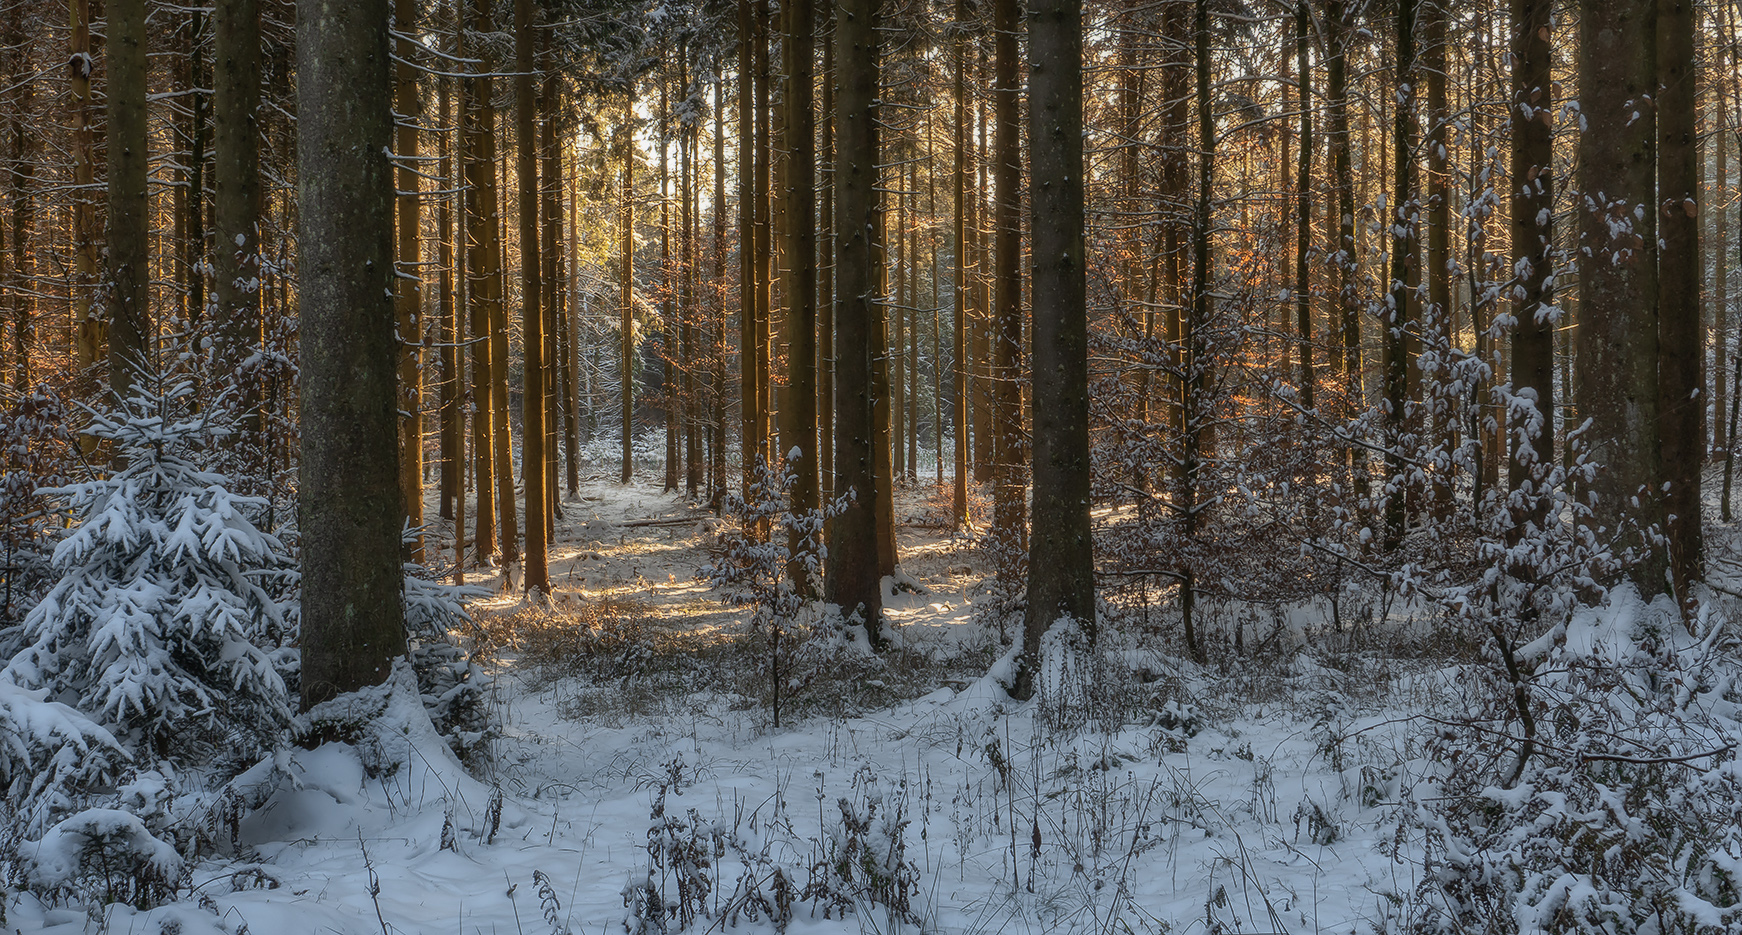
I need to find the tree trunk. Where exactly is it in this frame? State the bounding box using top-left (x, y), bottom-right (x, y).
top-left (1015, 0), bottom-right (1094, 699)
top-left (462, 3), bottom-right (498, 563)
top-left (1657, 0), bottom-right (1700, 597)
top-left (991, 0), bottom-right (1027, 581)
top-left (515, 0), bottom-right (548, 594)
top-left (826, 0), bottom-right (886, 643)
top-left (1294, 2), bottom-right (1313, 413)
top-left (1508, 0), bottom-right (1554, 525)
top-left (622, 93), bottom-right (637, 484)
top-left (297, 0), bottom-right (407, 705)
top-left (1576, 0), bottom-right (1662, 596)
top-left (107, 0), bottom-right (149, 402)
top-left (392, 0), bottom-right (424, 560)
top-left (71, 0), bottom-right (101, 392)
top-left (952, 0), bottom-right (969, 527)
top-left (1382, 0), bottom-right (1416, 552)
top-left (781, 0), bottom-right (819, 587)
top-left (6, 3), bottom-right (34, 394)
top-left (438, 12), bottom-right (461, 521)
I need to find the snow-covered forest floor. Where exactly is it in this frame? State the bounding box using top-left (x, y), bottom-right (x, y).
top-left (7, 459), bottom-right (1738, 935)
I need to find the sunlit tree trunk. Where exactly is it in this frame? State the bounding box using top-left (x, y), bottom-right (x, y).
top-left (515, 0), bottom-right (548, 594)
top-left (393, 0), bottom-right (424, 560)
top-left (990, 0), bottom-right (1027, 580)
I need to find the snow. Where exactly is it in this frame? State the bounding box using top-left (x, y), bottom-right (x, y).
top-left (7, 460), bottom-right (1739, 935)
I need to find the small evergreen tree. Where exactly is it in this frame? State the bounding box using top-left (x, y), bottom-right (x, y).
top-left (1, 382), bottom-right (294, 772)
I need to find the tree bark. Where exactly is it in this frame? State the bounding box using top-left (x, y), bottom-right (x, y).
top-left (1508, 0), bottom-right (1554, 524)
top-left (1657, 0), bottom-right (1700, 597)
top-left (392, 0), bottom-right (424, 560)
top-left (1576, 0), bottom-right (1663, 596)
top-left (990, 0), bottom-right (1027, 580)
top-left (782, 0), bottom-right (819, 588)
top-left (1382, 0), bottom-right (1417, 552)
top-left (462, 3), bottom-right (499, 563)
top-left (106, 0), bottom-right (149, 402)
top-left (515, 0), bottom-right (548, 594)
top-left (1015, 0), bottom-right (1093, 699)
top-left (621, 93), bottom-right (637, 484)
top-left (297, 0), bottom-right (408, 706)
top-left (826, 0), bottom-right (886, 643)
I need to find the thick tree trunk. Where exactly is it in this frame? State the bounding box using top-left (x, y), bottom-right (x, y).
top-left (1508, 0), bottom-right (1554, 524)
top-left (1657, 0), bottom-right (1700, 597)
top-left (1576, 0), bottom-right (1663, 596)
top-left (826, 0), bottom-right (886, 643)
top-left (515, 0), bottom-right (549, 594)
top-left (1015, 0), bottom-right (1094, 699)
top-left (106, 0), bottom-right (149, 402)
top-left (297, 0), bottom-right (407, 705)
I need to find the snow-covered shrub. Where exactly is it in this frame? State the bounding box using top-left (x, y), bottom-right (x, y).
top-left (705, 452), bottom-right (848, 728)
top-left (2, 382), bottom-right (293, 773)
top-left (1411, 596), bottom-right (1742, 935)
top-left (403, 537), bottom-right (491, 764)
top-left (803, 765), bottom-right (923, 927)
top-left (0, 384), bottom-right (74, 627)
top-left (0, 682), bottom-right (125, 835)
top-left (17, 807), bottom-right (184, 908)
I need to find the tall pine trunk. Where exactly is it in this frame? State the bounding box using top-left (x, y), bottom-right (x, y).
top-left (1016, 0), bottom-right (1094, 699)
top-left (297, 0), bottom-right (407, 704)
top-left (826, 0), bottom-right (886, 643)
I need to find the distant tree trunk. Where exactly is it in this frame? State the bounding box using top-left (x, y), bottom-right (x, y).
top-left (392, 0), bottom-right (424, 560)
top-left (1424, 0), bottom-right (1450, 516)
top-left (712, 77), bottom-right (729, 510)
top-left (1508, 0), bottom-right (1554, 525)
top-left (1294, 2), bottom-right (1313, 413)
top-left (1326, 0), bottom-right (1356, 391)
top-left (541, 42), bottom-right (563, 516)
top-left (1015, 0), bottom-right (1093, 700)
top-left (490, 113), bottom-right (519, 564)
top-left (71, 0), bottom-right (101, 390)
top-left (565, 146), bottom-right (582, 497)
top-left (6, 3), bottom-right (34, 393)
top-left (515, 0), bottom-right (548, 594)
top-left (621, 92), bottom-right (637, 485)
top-left (952, 0), bottom-right (969, 528)
top-left (681, 44), bottom-right (702, 498)
top-left (1657, 0), bottom-right (1700, 597)
top-left (826, 0), bottom-right (886, 643)
top-left (107, 0), bottom-right (149, 402)
top-left (462, 3), bottom-right (499, 563)
top-left (781, 0), bottom-right (819, 587)
top-left (990, 0), bottom-right (1027, 580)
top-left (1382, 0), bottom-right (1417, 552)
top-left (1576, 0), bottom-right (1663, 596)
top-left (820, 12), bottom-right (836, 501)
top-left (297, 0), bottom-right (407, 705)
top-left (738, 0), bottom-right (759, 496)
top-left (215, 0), bottom-right (261, 421)
top-left (661, 62), bottom-right (679, 494)
top-left (1717, 94), bottom-right (1730, 456)
top-left (438, 13), bottom-right (461, 521)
